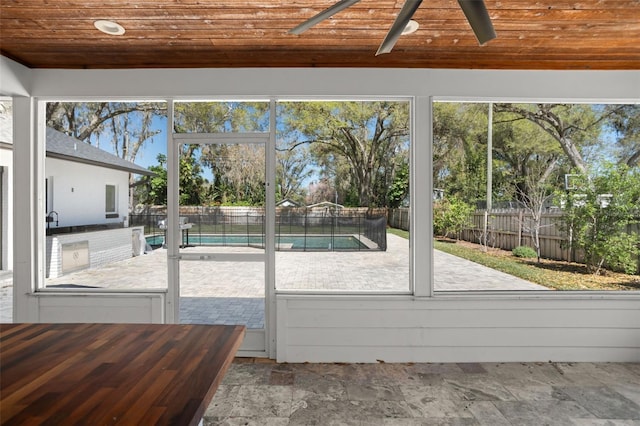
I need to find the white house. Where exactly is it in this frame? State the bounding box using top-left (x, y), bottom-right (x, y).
top-left (43, 128), bottom-right (153, 278)
top-left (44, 127), bottom-right (152, 230)
top-left (275, 198), bottom-right (302, 208)
top-left (0, 100), bottom-right (13, 274)
top-left (0, 117), bottom-right (153, 278)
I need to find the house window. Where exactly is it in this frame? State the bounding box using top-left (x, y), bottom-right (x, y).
top-left (45, 177), bottom-right (54, 213)
top-left (105, 184), bottom-right (117, 218)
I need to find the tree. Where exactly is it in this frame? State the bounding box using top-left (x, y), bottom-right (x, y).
top-left (432, 102), bottom-right (492, 205)
top-left (276, 147), bottom-right (312, 204)
top-left (178, 151), bottom-right (207, 205)
top-left (306, 178), bottom-right (336, 205)
top-left (433, 197), bottom-right (474, 239)
top-left (135, 153), bottom-right (207, 206)
top-left (280, 101), bottom-right (410, 207)
top-left (46, 102), bottom-right (163, 164)
top-left (515, 161), bottom-right (561, 262)
top-left (387, 160), bottom-right (409, 208)
top-left (136, 154), bottom-right (169, 205)
top-left (492, 106), bottom-right (567, 203)
top-left (493, 104), bottom-right (605, 174)
top-left (604, 104), bottom-right (640, 167)
top-left (433, 102), bottom-right (620, 206)
top-left (559, 163), bottom-right (640, 274)
top-left (217, 144), bottom-right (265, 205)
top-left (174, 101), bottom-right (269, 205)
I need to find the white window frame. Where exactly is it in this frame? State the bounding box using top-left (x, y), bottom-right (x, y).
top-left (429, 96), bottom-right (640, 297)
top-left (10, 71), bottom-right (637, 327)
top-left (273, 97), bottom-right (415, 296)
top-left (105, 183), bottom-right (117, 216)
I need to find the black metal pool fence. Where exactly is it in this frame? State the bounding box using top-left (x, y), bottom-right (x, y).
top-left (130, 208), bottom-right (387, 251)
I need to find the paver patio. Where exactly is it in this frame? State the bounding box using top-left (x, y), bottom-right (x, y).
top-left (0, 234), bottom-right (547, 325)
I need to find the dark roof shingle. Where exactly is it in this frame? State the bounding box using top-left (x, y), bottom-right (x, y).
top-left (46, 127), bottom-right (153, 176)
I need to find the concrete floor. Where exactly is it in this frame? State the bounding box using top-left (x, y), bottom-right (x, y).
top-left (0, 234), bottom-right (548, 325)
top-left (205, 360), bottom-right (640, 425)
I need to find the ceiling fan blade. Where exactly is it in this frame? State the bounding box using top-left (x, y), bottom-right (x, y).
top-left (457, 0), bottom-right (496, 45)
top-left (290, 0), bottom-right (361, 35)
top-left (376, 0), bottom-right (423, 56)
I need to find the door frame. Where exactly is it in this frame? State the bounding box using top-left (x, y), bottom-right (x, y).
top-left (0, 166), bottom-right (4, 270)
top-left (166, 100), bottom-right (276, 357)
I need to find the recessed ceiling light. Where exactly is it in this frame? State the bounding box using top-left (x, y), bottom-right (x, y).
top-left (94, 20), bottom-right (125, 36)
top-left (402, 20), bottom-right (419, 36)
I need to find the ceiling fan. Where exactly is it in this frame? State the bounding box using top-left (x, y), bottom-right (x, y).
top-left (290, 0), bottom-right (496, 56)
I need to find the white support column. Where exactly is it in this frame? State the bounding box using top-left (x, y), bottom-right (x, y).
top-left (266, 99), bottom-right (277, 358)
top-left (166, 100), bottom-right (179, 324)
top-left (486, 102), bottom-right (493, 212)
top-left (12, 96), bottom-right (41, 322)
top-left (413, 96), bottom-right (433, 297)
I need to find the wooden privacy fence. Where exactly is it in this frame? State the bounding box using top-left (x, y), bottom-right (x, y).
top-left (460, 210), bottom-right (640, 273)
top-left (387, 208), bottom-right (410, 231)
top-left (387, 207), bottom-right (640, 273)
top-left (460, 210), bottom-right (567, 259)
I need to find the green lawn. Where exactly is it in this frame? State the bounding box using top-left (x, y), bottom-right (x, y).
top-left (387, 227), bottom-right (639, 291)
top-left (387, 227), bottom-right (409, 239)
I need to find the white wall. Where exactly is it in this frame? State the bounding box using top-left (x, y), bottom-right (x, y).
top-left (46, 158), bottom-right (129, 227)
top-left (29, 68), bottom-right (640, 100)
top-left (0, 57), bottom-right (31, 96)
top-left (35, 292), bottom-right (165, 323)
top-left (0, 147), bottom-right (12, 271)
top-left (9, 64), bottom-right (640, 360)
top-left (276, 296), bottom-right (640, 363)
top-left (46, 226), bottom-right (143, 278)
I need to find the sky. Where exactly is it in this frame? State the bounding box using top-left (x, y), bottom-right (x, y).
top-left (89, 104), bottom-right (317, 185)
top-left (92, 114), bottom-right (168, 172)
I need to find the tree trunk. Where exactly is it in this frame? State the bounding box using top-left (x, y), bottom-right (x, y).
top-left (494, 103), bottom-right (587, 173)
top-left (558, 135), bottom-right (587, 174)
top-left (626, 148), bottom-right (640, 167)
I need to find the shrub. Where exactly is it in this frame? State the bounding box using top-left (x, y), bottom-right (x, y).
top-left (558, 163), bottom-right (640, 275)
top-left (512, 246), bottom-right (538, 259)
top-left (433, 197), bottom-right (474, 239)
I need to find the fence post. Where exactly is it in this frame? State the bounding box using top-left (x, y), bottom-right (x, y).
top-left (518, 210), bottom-right (523, 247)
top-left (483, 210), bottom-right (489, 248)
top-left (304, 209), bottom-right (308, 252)
top-left (358, 214), bottom-right (362, 251)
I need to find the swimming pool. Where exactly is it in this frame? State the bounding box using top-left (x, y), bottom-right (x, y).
top-left (146, 234), bottom-right (369, 250)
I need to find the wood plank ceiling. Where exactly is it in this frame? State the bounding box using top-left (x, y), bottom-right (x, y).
top-left (1, 0), bottom-right (639, 70)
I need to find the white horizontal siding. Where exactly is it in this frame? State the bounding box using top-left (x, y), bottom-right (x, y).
top-left (36, 292), bottom-right (165, 323)
top-left (277, 296), bottom-right (640, 363)
top-left (286, 305), bottom-right (640, 329)
top-left (287, 328), bottom-right (637, 348)
top-left (283, 346), bottom-right (640, 364)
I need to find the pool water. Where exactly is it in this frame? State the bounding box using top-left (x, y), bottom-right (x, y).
top-left (146, 234), bottom-right (367, 250)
